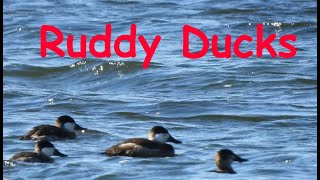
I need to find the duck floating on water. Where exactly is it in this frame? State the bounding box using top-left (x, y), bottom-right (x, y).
top-left (211, 149), bottom-right (248, 174)
top-left (105, 126), bottom-right (182, 157)
top-left (10, 140), bottom-right (67, 163)
top-left (20, 115), bottom-right (87, 140)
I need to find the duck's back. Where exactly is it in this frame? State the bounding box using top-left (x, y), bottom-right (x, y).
top-left (106, 138), bottom-right (175, 157)
top-left (20, 125), bottom-right (75, 140)
top-left (10, 152), bottom-right (53, 163)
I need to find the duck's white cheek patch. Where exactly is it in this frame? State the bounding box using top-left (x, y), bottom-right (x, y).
top-left (41, 147), bottom-right (55, 157)
top-left (64, 122), bottom-right (76, 132)
top-left (155, 133), bottom-right (169, 143)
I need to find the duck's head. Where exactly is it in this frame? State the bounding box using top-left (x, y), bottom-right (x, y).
top-left (55, 115), bottom-right (87, 132)
top-left (214, 149), bottom-right (248, 174)
top-left (35, 140), bottom-right (67, 158)
top-left (148, 126), bottom-right (182, 144)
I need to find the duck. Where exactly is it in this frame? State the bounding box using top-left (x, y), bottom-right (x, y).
top-left (10, 139), bottom-right (67, 163)
top-left (211, 149), bottom-right (248, 174)
top-left (105, 126), bottom-right (182, 157)
top-left (20, 115), bottom-right (87, 140)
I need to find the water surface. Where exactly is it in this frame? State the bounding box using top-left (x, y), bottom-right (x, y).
top-left (3, 0), bottom-right (317, 179)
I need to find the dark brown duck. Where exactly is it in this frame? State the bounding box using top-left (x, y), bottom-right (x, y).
top-left (20, 115), bottom-right (86, 140)
top-left (211, 149), bottom-right (248, 174)
top-left (105, 126), bottom-right (182, 157)
top-left (10, 140), bottom-right (67, 163)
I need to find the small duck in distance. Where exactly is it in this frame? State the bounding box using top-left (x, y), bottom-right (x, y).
top-left (210, 149), bottom-right (248, 174)
top-left (105, 126), bottom-right (182, 157)
top-left (20, 115), bottom-right (87, 140)
top-left (10, 139), bottom-right (67, 163)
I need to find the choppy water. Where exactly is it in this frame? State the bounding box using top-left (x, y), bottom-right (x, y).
top-left (3, 0), bottom-right (317, 179)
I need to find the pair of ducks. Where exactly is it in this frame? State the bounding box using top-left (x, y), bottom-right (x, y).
top-left (11, 115), bottom-right (248, 174)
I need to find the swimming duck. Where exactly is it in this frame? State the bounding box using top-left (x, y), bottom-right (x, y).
top-left (10, 140), bottom-right (67, 163)
top-left (20, 115), bottom-right (87, 140)
top-left (212, 149), bottom-right (248, 174)
top-left (105, 126), bottom-right (182, 157)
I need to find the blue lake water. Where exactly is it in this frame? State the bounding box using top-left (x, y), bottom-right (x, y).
top-left (3, 0), bottom-right (317, 179)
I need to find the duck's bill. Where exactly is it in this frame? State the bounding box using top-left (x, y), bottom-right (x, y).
top-left (233, 154), bottom-right (248, 163)
top-left (53, 149), bottom-right (67, 157)
top-left (74, 123), bottom-right (87, 131)
top-left (167, 135), bottom-right (182, 144)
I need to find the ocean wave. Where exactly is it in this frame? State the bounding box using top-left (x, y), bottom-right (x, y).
top-left (4, 59), bottom-right (162, 79)
top-left (111, 111), bottom-right (305, 122)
